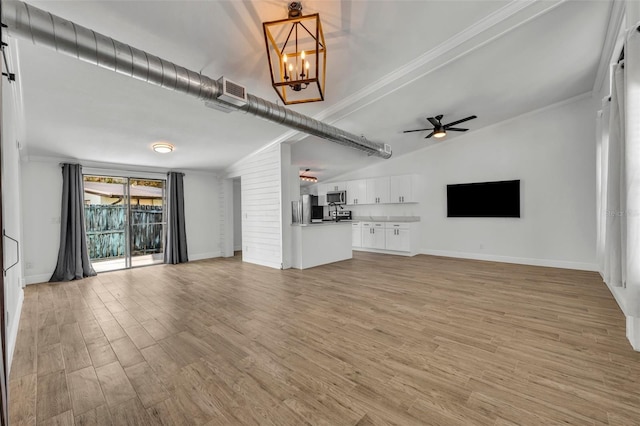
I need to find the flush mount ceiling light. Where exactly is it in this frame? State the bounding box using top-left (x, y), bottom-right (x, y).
top-left (299, 168), bottom-right (318, 183)
top-left (263, 1), bottom-right (326, 105)
top-left (152, 143), bottom-right (174, 153)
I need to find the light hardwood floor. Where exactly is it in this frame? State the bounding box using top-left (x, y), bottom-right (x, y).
top-left (8, 252), bottom-right (640, 425)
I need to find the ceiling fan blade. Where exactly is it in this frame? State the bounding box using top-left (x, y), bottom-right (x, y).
top-left (424, 131), bottom-right (435, 139)
top-left (427, 117), bottom-right (440, 127)
top-left (403, 128), bottom-right (432, 133)
top-left (444, 115), bottom-right (477, 128)
top-left (447, 127), bottom-right (469, 132)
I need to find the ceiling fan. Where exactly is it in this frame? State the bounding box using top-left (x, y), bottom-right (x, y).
top-left (403, 114), bottom-right (477, 139)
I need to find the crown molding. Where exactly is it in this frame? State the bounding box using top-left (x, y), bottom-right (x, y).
top-left (24, 155), bottom-right (221, 177)
top-left (592, 1), bottom-right (626, 95)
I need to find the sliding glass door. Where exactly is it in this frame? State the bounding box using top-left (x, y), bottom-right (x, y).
top-left (129, 179), bottom-right (165, 268)
top-left (83, 175), bottom-right (166, 272)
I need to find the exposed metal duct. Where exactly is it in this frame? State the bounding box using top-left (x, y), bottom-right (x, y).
top-left (1, 1), bottom-right (392, 159)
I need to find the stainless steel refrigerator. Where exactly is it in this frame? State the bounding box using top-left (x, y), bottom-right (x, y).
top-left (292, 194), bottom-right (320, 224)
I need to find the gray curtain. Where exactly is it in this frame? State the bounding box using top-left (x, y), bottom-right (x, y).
top-left (50, 164), bottom-right (96, 282)
top-left (165, 172), bottom-right (188, 264)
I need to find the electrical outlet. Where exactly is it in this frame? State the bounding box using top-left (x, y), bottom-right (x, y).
top-left (51, 217), bottom-right (61, 224)
top-left (25, 262), bottom-right (33, 270)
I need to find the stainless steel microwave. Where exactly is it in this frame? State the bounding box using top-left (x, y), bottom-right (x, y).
top-left (326, 190), bottom-right (346, 205)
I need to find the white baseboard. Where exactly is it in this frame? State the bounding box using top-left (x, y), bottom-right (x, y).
top-left (25, 273), bottom-right (51, 285)
top-left (7, 289), bottom-right (24, 375)
top-left (353, 247), bottom-right (417, 257)
top-left (605, 282), bottom-right (629, 316)
top-left (419, 249), bottom-right (599, 272)
top-left (626, 316), bottom-right (640, 352)
top-left (189, 251), bottom-right (222, 261)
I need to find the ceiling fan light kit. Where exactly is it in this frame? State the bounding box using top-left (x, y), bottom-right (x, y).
top-left (263, 2), bottom-right (327, 105)
top-left (403, 114), bottom-right (477, 139)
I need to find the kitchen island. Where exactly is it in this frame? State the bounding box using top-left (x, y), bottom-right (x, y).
top-left (291, 221), bottom-right (352, 269)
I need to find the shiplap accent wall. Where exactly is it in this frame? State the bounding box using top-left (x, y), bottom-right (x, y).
top-left (226, 144), bottom-right (283, 269)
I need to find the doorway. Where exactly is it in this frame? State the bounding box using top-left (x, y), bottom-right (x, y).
top-left (83, 175), bottom-right (166, 272)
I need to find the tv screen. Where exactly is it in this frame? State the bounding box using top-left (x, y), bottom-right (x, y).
top-left (447, 180), bottom-right (520, 218)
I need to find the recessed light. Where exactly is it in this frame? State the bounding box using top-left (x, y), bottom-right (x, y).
top-left (152, 143), bottom-right (174, 153)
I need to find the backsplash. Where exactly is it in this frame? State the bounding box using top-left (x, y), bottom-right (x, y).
top-left (323, 203), bottom-right (420, 218)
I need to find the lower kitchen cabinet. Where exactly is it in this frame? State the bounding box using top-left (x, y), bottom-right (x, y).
top-left (352, 222), bottom-right (362, 248)
top-left (361, 222), bottom-right (385, 249)
top-left (385, 223), bottom-right (410, 252)
top-left (354, 221), bottom-right (419, 256)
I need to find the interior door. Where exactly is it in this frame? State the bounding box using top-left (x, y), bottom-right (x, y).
top-left (0, 49), bottom-right (10, 426)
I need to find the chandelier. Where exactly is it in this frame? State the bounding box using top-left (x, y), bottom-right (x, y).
top-left (263, 2), bottom-right (326, 105)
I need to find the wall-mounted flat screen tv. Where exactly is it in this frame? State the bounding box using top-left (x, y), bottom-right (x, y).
top-left (447, 180), bottom-right (520, 218)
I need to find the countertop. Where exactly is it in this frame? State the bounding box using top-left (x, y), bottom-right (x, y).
top-left (351, 216), bottom-right (421, 223)
top-left (292, 221), bottom-right (352, 227)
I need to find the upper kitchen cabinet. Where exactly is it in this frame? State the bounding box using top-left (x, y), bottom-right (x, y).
top-left (390, 174), bottom-right (418, 203)
top-left (318, 181), bottom-right (346, 205)
top-left (366, 177), bottom-right (390, 204)
top-left (325, 182), bottom-right (346, 192)
top-left (317, 183), bottom-right (328, 206)
top-left (346, 180), bottom-right (366, 205)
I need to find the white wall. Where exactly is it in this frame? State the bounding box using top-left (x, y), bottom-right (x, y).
top-left (328, 95), bottom-right (598, 270)
top-left (182, 172), bottom-right (222, 261)
top-left (20, 161), bottom-right (221, 283)
top-left (226, 144), bottom-right (283, 269)
top-left (20, 161), bottom-right (62, 284)
top-left (2, 78), bottom-right (26, 370)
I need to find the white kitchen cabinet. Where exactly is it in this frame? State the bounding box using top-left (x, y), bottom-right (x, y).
top-left (352, 222), bottom-right (362, 248)
top-left (355, 221), bottom-right (420, 256)
top-left (326, 182), bottom-right (346, 192)
top-left (390, 175), bottom-right (417, 203)
top-left (317, 183), bottom-right (328, 206)
top-left (361, 222), bottom-right (385, 249)
top-left (365, 177), bottom-right (390, 204)
top-left (384, 223), bottom-right (410, 252)
top-left (318, 182), bottom-right (346, 206)
top-left (346, 179), bottom-right (366, 205)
